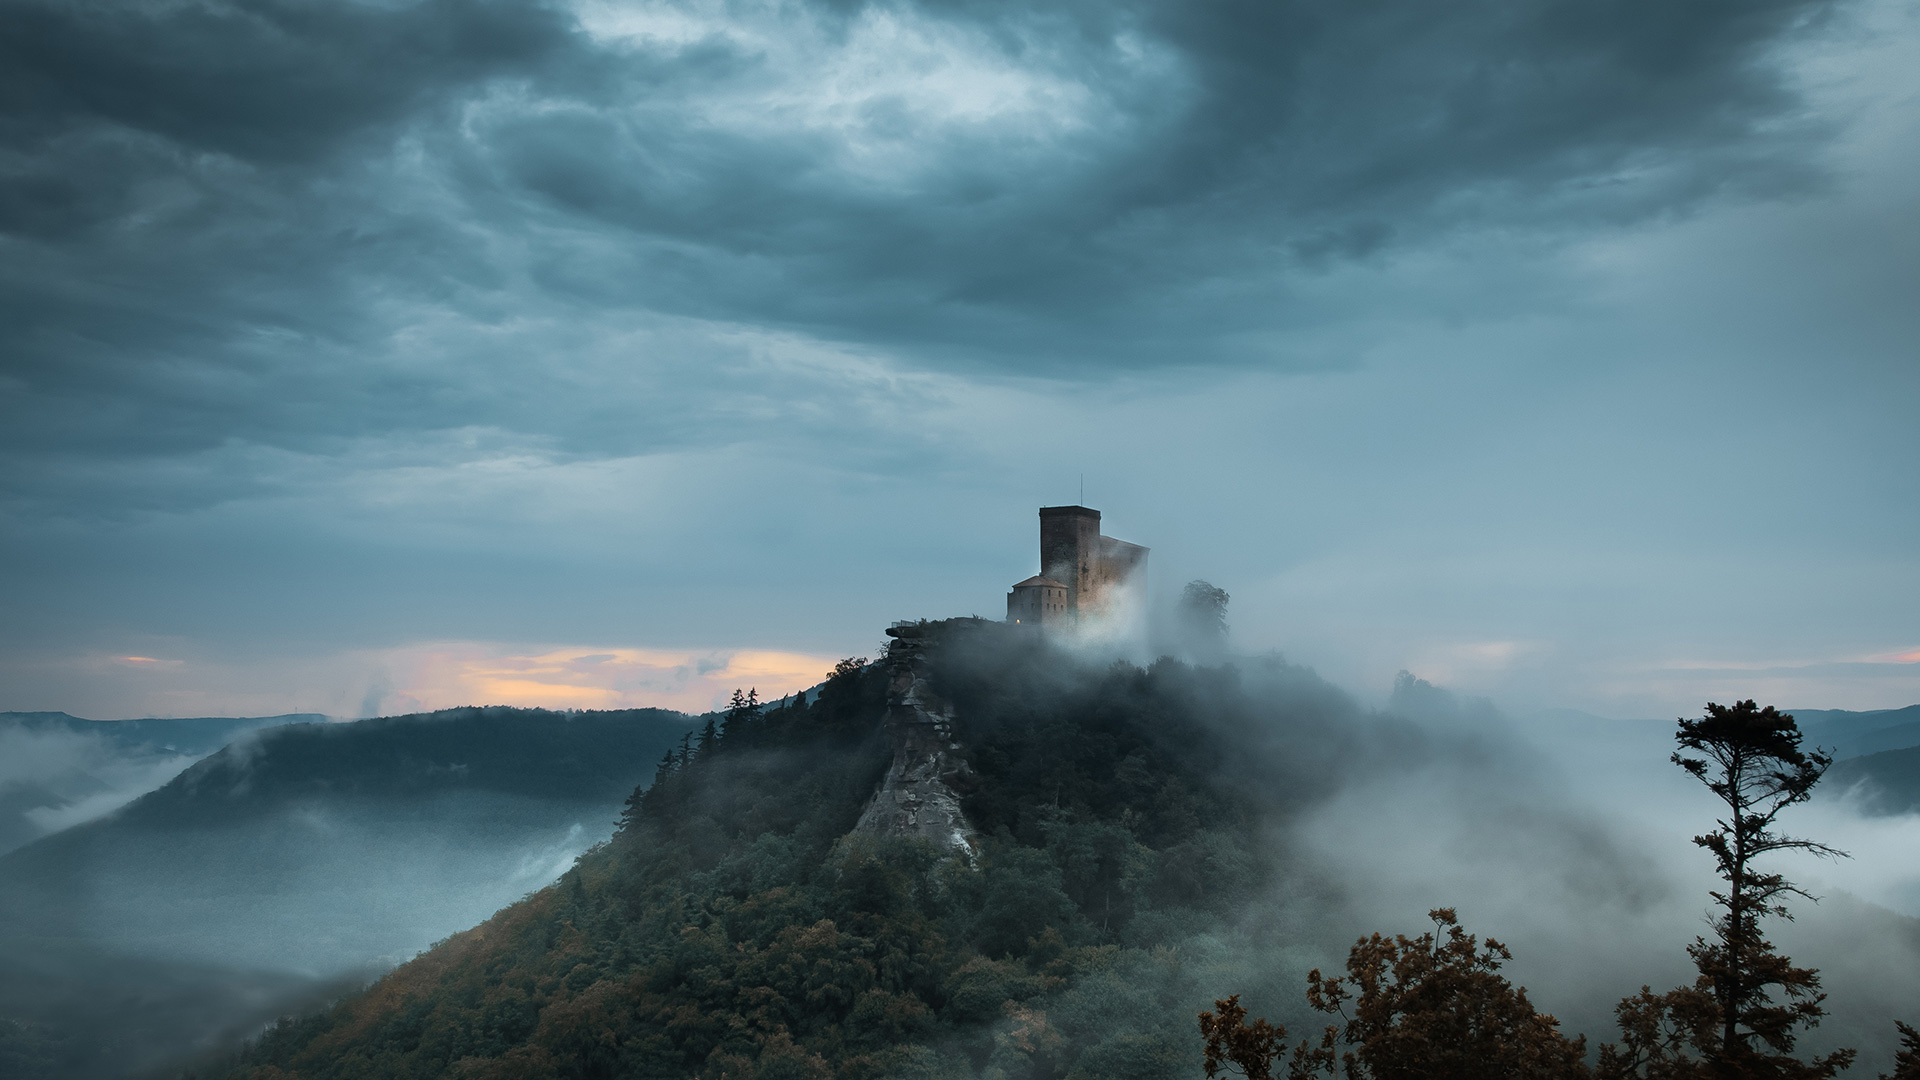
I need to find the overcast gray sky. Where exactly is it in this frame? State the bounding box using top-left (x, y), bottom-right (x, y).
top-left (2, 0), bottom-right (1915, 719)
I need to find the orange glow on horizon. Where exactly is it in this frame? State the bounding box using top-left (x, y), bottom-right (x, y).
top-left (374, 644), bottom-right (848, 716)
top-left (1857, 647), bottom-right (1920, 664)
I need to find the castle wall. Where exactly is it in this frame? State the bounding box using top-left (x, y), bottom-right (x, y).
top-left (1084, 536), bottom-right (1148, 620)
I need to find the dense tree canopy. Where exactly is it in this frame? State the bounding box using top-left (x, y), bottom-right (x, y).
top-left (1200, 910), bottom-right (1589, 1080)
top-left (199, 622), bottom-right (1306, 1080)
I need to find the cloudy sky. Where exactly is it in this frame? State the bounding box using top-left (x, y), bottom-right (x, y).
top-left (2, 0), bottom-right (1915, 720)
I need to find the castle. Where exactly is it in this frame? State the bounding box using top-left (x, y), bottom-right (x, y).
top-left (853, 505), bottom-right (1148, 857)
top-left (1006, 505), bottom-right (1148, 628)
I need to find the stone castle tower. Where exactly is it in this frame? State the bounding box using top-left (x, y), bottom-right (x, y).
top-left (1006, 505), bottom-right (1148, 628)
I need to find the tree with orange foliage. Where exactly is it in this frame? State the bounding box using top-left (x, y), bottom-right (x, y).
top-left (1200, 909), bottom-right (1589, 1080)
top-left (1199, 995), bottom-right (1286, 1080)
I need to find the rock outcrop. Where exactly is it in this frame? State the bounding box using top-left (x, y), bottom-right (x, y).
top-left (850, 622), bottom-right (980, 860)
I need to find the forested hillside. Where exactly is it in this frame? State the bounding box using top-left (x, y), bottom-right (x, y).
top-left (198, 621), bottom-right (1385, 1080)
top-left (1799, 705), bottom-right (1920, 815)
top-left (1826, 745), bottom-right (1920, 815)
top-left (1796, 705), bottom-right (1920, 760)
top-left (0, 711), bottom-right (320, 855)
top-left (1, 707), bottom-right (702, 953)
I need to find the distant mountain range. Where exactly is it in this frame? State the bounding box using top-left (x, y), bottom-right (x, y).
top-left (0, 710), bottom-right (319, 757)
top-left (1792, 704), bottom-right (1920, 760)
top-left (0, 705), bottom-right (700, 1080)
top-left (0, 711), bottom-right (320, 855)
top-left (1793, 705), bottom-right (1920, 816)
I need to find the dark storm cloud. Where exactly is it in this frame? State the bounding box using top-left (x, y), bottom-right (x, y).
top-left (457, 0), bottom-right (1832, 346)
top-left (0, 0), bottom-right (580, 172)
top-left (0, 0), bottom-right (1841, 513)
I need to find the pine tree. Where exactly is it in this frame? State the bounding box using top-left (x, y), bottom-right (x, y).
top-left (1599, 701), bottom-right (1854, 1080)
top-left (719, 687), bottom-right (761, 749)
top-left (1883, 1023), bottom-right (1920, 1080)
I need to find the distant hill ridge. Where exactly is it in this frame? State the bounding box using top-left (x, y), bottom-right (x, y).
top-left (0, 704), bottom-right (707, 1080)
top-left (1825, 744), bottom-right (1920, 816)
top-left (139, 706), bottom-right (700, 823)
top-left (1789, 704), bottom-right (1920, 760)
top-left (0, 711), bottom-right (330, 858)
top-left (1786, 706), bottom-right (1920, 816)
top-left (0, 710), bottom-right (323, 757)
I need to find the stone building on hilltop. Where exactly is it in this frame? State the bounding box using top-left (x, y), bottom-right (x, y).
top-left (1005, 575), bottom-right (1068, 627)
top-left (1006, 505), bottom-right (1148, 628)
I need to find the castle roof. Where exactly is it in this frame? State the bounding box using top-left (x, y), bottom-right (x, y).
top-left (1011, 575), bottom-right (1066, 589)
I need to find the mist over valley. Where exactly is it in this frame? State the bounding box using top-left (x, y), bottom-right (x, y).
top-left (3, 0), bottom-right (1917, 1075)
top-left (0, 707), bottom-right (698, 1077)
top-left (2, 637), bottom-right (1915, 1079)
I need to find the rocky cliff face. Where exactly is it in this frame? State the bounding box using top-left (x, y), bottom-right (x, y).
top-left (850, 623), bottom-right (980, 859)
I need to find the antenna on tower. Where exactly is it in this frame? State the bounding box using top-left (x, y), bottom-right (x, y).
top-left (1079, 473), bottom-right (1084, 507)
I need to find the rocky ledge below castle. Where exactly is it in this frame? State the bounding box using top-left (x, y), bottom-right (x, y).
top-left (849, 621), bottom-right (981, 860)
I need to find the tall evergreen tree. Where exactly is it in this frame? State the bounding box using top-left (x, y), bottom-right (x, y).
top-left (1599, 701), bottom-right (1854, 1080)
top-left (1882, 1023), bottom-right (1920, 1080)
top-left (719, 687), bottom-right (761, 748)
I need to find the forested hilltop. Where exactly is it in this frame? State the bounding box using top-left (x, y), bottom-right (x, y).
top-left (198, 619), bottom-right (1399, 1080)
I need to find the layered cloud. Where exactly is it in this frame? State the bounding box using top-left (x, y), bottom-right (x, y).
top-left (0, 0), bottom-right (1853, 511)
top-left (0, 0), bottom-right (1914, 719)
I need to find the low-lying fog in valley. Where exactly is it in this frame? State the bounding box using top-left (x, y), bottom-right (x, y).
top-left (3, 655), bottom-right (1914, 1078)
top-left (5, 0), bottom-right (1916, 1071)
top-left (0, 707), bottom-right (696, 1077)
top-left (1292, 683), bottom-right (1920, 1074)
